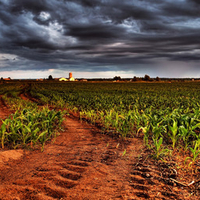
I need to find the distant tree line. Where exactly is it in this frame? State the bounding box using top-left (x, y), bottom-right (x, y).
top-left (113, 74), bottom-right (161, 82)
top-left (133, 75), bottom-right (160, 81)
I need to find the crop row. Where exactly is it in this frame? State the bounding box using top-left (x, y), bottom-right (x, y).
top-left (1, 82), bottom-right (200, 165)
top-left (28, 82), bottom-right (200, 164)
top-left (0, 86), bottom-right (64, 151)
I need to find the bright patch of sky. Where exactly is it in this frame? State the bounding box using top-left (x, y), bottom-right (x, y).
top-left (173, 18), bottom-right (200, 28)
top-left (0, 69), bottom-right (137, 79)
top-left (1, 0), bottom-right (200, 78)
top-left (38, 11), bottom-right (51, 21)
top-left (45, 21), bottom-right (77, 46)
top-left (0, 53), bottom-right (16, 61)
top-left (121, 18), bottom-right (141, 33)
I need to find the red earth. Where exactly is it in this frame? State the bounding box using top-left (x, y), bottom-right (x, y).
top-left (0, 95), bottom-right (199, 200)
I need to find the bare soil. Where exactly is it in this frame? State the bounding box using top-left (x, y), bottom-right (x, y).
top-left (0, 96), bottom-right (199, 199)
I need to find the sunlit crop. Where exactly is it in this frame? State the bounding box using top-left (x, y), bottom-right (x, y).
top-left (1, 81), bottom-right (200, 163)
top-left (0, 86), bottom-right (64, 151)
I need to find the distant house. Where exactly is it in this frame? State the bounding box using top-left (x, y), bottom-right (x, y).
top-left (3, 77), bottom-right (11, 81)
top-left (57, 72), bottom-right (76, 81)
top-left (69, 77), bottom-right (75, 81)
top-left (69, 72), bottom-right (75, 81)
top-left (59, 77), bottom-right (68, 81)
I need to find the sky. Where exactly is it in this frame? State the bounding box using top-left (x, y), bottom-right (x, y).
top-left (0, 0), bottom-right (200, 79)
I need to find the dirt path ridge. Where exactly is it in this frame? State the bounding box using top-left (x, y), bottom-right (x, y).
top-left (0, 93), bottom-right (195, 199)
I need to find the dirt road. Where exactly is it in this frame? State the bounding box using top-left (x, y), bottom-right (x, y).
top-left (0, 96), bottom-right (195, 199)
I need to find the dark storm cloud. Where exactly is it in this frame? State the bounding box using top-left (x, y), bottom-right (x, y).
top-left (0, 0), bottom-right (200, 77)
top-left (67, 23), bottom-right (125, 40)
top-left (161, 1), bottom-right (200, 17)
top-left (10, 0), bottom-right (50, 15)
top-left (190, 0), bottom-right (200, 5)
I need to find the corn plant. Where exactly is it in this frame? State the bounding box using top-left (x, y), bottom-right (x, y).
top-left (0, 96), bottom-right (64, 150)
top-left (0, 123), bottom-right (8, 149)
top-left (137, 125), bottom-right (150, 147)
top-left (3, 81), bottom-right (200, 161)
top-left (179, 125), bottom-right (191, 150)
top-left (152, 137), bottom-right (167, 159)
top-left (168, 119), bottom-right (179, 149)
top-left (185, 138), bottom-right (200, 166)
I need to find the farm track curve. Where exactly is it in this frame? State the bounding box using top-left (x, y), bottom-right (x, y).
top-left (0, 95), bottom-right (11, 121)
top-left (0, 93), bottom-right (195, 199)
top-left (20, 92), bottom-right (39, 104)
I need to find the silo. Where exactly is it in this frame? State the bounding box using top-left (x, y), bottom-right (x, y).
top-left (69, 72), bottom-right (73, 79)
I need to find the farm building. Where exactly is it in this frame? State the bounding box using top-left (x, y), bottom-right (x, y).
top-left (59, 77), bottom-right (68, 81)
top-left (3, 77), bottom-right (11, 81)
top-left (69, 72), bottom-right (75, 81)
top-left (69, 77), bottom-right (75, 81)
top-left (58, 72), bottom-right (76, 81)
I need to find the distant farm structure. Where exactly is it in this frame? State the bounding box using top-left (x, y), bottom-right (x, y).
top-left (1, 77), bottom-right (11, 81)
top-left (58, 72), bottom-right (76, 81)
top-left (1, 77), bottom-right (11, 84)
top-left (59, 77), bottom-right (68, 81)
top-left (69, 72), bottom-right (75, 81)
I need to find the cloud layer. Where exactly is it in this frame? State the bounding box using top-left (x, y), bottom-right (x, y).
top-left (0, 0), bottom-right (200, 78)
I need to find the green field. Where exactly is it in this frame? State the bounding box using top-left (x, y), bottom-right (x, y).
top-left (1, 81), bottom-right (200, 165)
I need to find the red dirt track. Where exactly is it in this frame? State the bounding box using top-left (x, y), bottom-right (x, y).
top-left (0, 95), bottom-right (198, 199)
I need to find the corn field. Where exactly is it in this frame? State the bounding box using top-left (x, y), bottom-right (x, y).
top-left (0, 84), bottom-right (64, 151)
top-left (1, 81), bottom-right (200, 164)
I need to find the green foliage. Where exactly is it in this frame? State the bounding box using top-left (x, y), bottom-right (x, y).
top-left (168, 119), bottom-right (179, 149)
top-left (0, 108), bottom-right (63, 150)
top-left (152, 137), bottom-right (167, 159)
top-left (1, 81), bottom-right (200, 163)
top-left (0, 85), bottom-right (64, 151)
top-left (185, 137), bottom-right (200, 166)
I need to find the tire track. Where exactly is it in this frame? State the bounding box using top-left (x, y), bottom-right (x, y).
top-left (130, 163), bottom-right (181, 199)
top-left (11, 159), bottom-right (89, 199)
top-left (0, 115), bottom-right (134, 199)
top-left (0, 95), bottom-right (11, 120)
top-left (0, 91), bottom-right (192, 199)
top-left (20, 92), bottom-right (39, 104)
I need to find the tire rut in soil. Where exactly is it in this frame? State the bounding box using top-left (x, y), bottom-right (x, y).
top-left (0, 91), bottom-right (193, 199)
top-left (0, 95), bottom-right (11, 120)
top-left (10, 159), bottom-right (89, 199)
top-left (20, 92), bottom-right (40, 105)
top-left (130, 163), bottom-right (181, 200)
